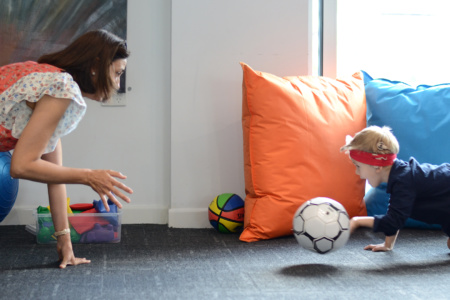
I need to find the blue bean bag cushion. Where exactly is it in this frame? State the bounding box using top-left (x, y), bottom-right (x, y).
top-left (363, 71), bottom-right (448, 229)
top-left (364, 71), bottom-right (450, 164)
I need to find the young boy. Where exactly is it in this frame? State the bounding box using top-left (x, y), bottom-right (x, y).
top-left (341, 126), bottom-right (450, 251)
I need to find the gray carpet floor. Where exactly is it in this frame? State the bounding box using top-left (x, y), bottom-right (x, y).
top-left (1, 224), bottom-right (450, 300)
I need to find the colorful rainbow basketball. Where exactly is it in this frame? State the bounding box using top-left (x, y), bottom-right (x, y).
top-left (208, 193), bottom-right (244, 233)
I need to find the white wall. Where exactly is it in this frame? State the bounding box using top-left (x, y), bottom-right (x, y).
top-left (170, 0), bottom-right (311, 227)
top-left (2, 0), bottom-right (313, 228)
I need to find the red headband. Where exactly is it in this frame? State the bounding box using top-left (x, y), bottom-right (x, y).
top-left (349, 150), bottom-right (397, 166)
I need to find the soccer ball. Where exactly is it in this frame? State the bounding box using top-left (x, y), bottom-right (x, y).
top-left (293, 197), bottom-right (350, 254)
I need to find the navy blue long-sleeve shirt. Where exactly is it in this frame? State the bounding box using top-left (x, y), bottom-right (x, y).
top-left (373, 158), bottom-right (450, 236)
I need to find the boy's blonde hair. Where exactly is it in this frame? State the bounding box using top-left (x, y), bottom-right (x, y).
top-left (340, 126), bottom-right (400, 155)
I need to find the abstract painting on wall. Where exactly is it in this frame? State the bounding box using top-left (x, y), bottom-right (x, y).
top-left (0, 0), bottom-right (127, 91)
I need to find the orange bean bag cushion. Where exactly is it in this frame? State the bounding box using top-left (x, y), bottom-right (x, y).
top-left (240, 63), bottom-right (367, 242)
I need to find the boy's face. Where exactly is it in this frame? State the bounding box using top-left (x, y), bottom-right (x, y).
top-left (351, 159), bottom-right (384, 188)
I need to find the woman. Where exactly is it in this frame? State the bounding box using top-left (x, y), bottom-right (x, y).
top-left (0, 29), bottom-right (133, 268)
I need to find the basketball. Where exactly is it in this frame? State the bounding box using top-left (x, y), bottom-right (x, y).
top-left (208, 193), bottom-right (244, 233)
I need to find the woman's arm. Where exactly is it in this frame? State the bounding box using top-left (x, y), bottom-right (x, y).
top-left (10, 95), bottom-right (133, 208)
top-left (42, 140), bottom-right (90, 268)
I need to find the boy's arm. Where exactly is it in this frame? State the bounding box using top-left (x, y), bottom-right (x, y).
top-left (350, 216), bottom-right (399, 252)
top-left (350, 216), bottom-right (374, 233)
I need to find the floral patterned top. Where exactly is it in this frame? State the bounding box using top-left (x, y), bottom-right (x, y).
top-left (0, 61), bottom-right (86, 153)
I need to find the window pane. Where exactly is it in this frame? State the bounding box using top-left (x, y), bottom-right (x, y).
top-left (337, 0), bottom-right (450, 86)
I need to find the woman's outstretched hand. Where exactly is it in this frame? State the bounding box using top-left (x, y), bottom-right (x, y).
top-left (86, 169), bottom-right (133, 211)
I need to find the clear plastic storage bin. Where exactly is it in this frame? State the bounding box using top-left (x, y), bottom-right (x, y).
top-left (35, 212), bottom-right (122, 244)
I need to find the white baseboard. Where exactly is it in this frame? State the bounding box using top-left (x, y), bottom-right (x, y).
top-left (0, 205), bottom-right (169, 226)
top-left (1, 206), bottom-right (211, 229)
top-left (168, 207), bottom-right (210, 228)
top-left (122, 206), bottom-right (169, 224)
top-left (0, 206), bottom-right (36, 226)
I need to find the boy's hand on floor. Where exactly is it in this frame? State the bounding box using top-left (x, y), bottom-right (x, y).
top-left (364, 243), bottom-right (391, 252)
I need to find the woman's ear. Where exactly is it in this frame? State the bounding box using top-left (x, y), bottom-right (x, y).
top-left (91, 57), bottom-right (100, 76)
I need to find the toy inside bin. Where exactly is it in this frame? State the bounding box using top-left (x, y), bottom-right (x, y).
top-left (35, 211), bottom-right (122, 244)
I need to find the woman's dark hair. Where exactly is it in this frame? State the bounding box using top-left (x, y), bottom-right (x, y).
top-left (37, 29), bottom-right (130, 100)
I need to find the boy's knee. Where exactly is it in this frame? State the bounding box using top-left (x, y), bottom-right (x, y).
top-left (447, 238), bottom-right (450, 249)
